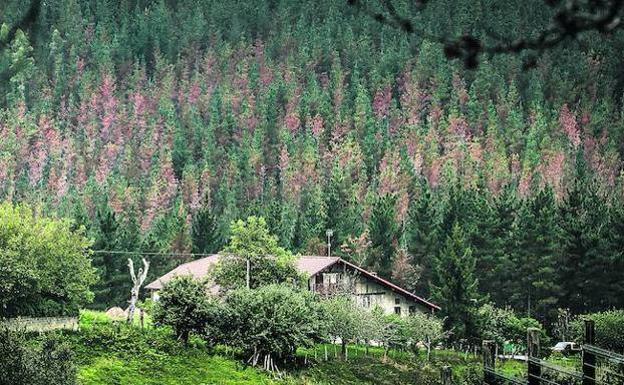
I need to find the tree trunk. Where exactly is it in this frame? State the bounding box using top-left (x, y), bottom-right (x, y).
top-left (127, 258), bottom-right (150, 324)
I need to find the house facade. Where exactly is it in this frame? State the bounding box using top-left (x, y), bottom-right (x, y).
top-left (145, 255), bottom-right (440, 315)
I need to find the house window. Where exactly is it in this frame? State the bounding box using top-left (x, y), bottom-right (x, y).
top-left (394, 306), bottom-right (401, 315)
top-left (395, 297), bottom-right (400, 305)
top-left (409, 306), bottom-right (416, 315)
top-left (362, 295), bottom-right (371, 308)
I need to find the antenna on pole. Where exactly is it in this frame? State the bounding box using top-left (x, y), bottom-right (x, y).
top-left (326, 229), bottom-right (333, 257)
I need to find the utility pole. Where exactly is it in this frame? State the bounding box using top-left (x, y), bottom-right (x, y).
top-left (246, 257), bottom-right (250, 289)
top-left (326, 229), bottom-right (333, 257)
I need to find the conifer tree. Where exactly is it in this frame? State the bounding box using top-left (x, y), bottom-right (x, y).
top-left (431, 222), bottom-right (481, 341)
top-left (368, 194), bottom-right (400, 278)
top-left (559, 152), bottom-right (612, 313)
top-left (191, 203), bottom-right (223, 255)
top-left (91, 204), bottom-right (125, 308)
top-left (510, 187), bottom-right (562, 323)
top-left (405, 183), bottom-right (441, 297)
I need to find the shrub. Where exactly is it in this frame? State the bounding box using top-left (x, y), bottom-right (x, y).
top-left (570, 310), bottom-right (624, 353)
top-left (476, 303), bottom-right (544, 347)
top-left (152, 276), bottom-right (222, 344)
top-left (218, 284), bottom-right (323, 370)
top-left (70, 321), bottom-right (186, 363)
top-left (0, 329), bottom-right (76, 385)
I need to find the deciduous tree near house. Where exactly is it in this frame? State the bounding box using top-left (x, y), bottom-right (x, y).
top-left (213, 216), bottom-right (300, 290)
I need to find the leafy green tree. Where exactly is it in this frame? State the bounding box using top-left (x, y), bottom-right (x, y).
top-left (152, 275), bottom-right (221, 344)
top-left (218, 284), bottom-right (323, 370)
top-left (570, 310), bottom-right (624, 353)
top-left (431, 222), bottom-right (481, 341)
top-left (213, 216), bottom-right (300, 290)
top-left (0, 203), bottom-right (97, 317)
top-left (476, 303), bottom-right (542, 347)
top-left (404, 312), bottom-right (447, 360)
top-left (320, 295), bottom-right (366, 357)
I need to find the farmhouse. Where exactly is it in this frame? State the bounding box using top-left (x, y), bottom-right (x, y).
top-left (146, 255), bottom-right (440, 315)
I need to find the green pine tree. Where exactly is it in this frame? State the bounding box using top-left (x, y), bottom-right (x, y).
top-left (431, 222), bottom-right (481, 341)
top-left (368, 194), bottom-right (400, 278)
top-left (191, 204), bottom-right (223, 255)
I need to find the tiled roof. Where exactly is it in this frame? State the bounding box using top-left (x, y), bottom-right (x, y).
top-left (145, 254), bottom-right (221, 291)
top-left (295, 256), bottom-right (340, 276)
top-left (144, 254), bottom-right (440, 311)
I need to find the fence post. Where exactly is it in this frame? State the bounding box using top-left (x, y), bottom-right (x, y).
top-left (582, 320), bottom-right (596, 385)
top-left (482, 340), bottom-right (496, 384)
top-left (441, 365), bottom-right (452, 385)
top-left (527, 328), bottom-right (541, 385)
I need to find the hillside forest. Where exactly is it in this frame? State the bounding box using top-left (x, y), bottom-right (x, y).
top-left (1, 0), bottom-right (624, 331)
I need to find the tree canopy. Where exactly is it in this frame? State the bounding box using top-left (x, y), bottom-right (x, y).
top-left (0, 203), bottom-right (97, 317)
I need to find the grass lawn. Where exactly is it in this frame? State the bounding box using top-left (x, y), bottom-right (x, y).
top-left (78, 352), bottom-right (279, 385)
top-left (73, 311), bottom-right (482, 385)
top-left (498, 354), bottom-right (582, 379)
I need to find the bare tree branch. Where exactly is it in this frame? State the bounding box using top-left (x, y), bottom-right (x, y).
top-left (348, 0), bottom-right (624, 69)
top-left (0, 0), bottom-right (41, 51)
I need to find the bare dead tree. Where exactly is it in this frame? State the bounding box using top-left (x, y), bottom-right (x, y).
top-left (348, 0), bottom-right (624, 69)
top-left (127, 258), bottom-right (150, 324)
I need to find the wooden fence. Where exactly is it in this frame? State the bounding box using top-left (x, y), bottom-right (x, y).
top-left (483, 320), bottom-right (624, 385)
top-left (0, 316), bottom-right (79, 332)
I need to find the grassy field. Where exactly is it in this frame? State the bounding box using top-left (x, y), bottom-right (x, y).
top-left (497, 354), bottom-right (582, 379)
top-left (72, 311), bottom-right (481, 385)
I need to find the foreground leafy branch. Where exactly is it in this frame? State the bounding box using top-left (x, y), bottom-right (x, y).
top-left (348, 0), bottom-right (624, 68)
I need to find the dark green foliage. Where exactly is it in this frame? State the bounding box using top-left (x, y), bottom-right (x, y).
top-left (509, 188), bottom-right (562, 324)
top-left (213, 217), bottom-right (301, 290)
top-left (431, 223), bottom-right (482, 341)
top-left (570, 310), bottom-right (624, 353)
top-left (152, 276), bottom-right (221, 344)
top-left (0, 329), bottom-right (76, 385)
top-left (217, 284), bottom-right (324, 366)
top-left (405, 184), bottom-right (440, 297)
top-left (559, 154), bottom-right (613, 314)
top-left (191, 204), bottom-right (223, 254)
top-left (368, 194), bottom-right (400, 278)
top-left (91, 205), bottom-right (127, 309)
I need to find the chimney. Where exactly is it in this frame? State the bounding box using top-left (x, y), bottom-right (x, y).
top-left (370, 272), bottom-right (378, 277)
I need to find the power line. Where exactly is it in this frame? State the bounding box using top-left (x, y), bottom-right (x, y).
top-left (91, 250), bottom-right (216, 258)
